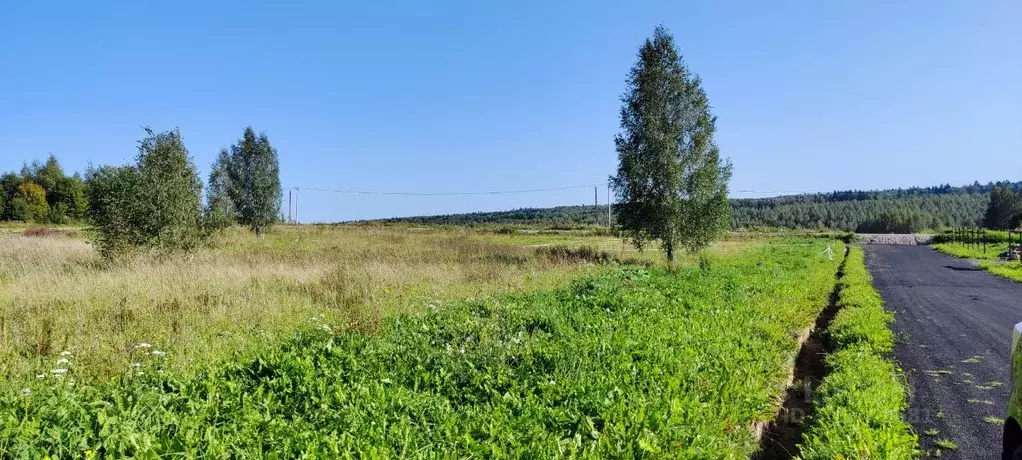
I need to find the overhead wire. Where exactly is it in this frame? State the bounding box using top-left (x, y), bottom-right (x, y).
top-left (286, 185), bottom-right (819, 197)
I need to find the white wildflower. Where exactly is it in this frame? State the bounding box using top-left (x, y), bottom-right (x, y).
top-left (51, 368), bottom-right (67, 375)
top-left (151, 350), bottom-right (167, 357)
top-left (129, 362), bottom-right (141, 368)
top-left (135, 343), bottom-right (151, 349)
top-left (60, 351), bottom-right (72, 357)
top-left (20, 388), bottom-right (31, 397)
top-left (36, 374), bottom-right (45, 380)
top-left (56, 358), bottom-right (69, 365)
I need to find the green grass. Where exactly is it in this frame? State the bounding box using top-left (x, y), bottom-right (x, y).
top-left (979, 260), bottom-right (1022, 282)
top-left (0, 239), bottom-right (841, 457)
top-left (933, 228), bottom-right (1018, 245)
top-left (932, 241), bottom-right (1022, 283)
top-left (934, 439), bottom-right (958, 450)
top-left (932, 242), bottom-right (1003, 260)
top-left (984, 416), bottom-right (1005, 425)
top-left (797, 247), bottom-right (918, 459)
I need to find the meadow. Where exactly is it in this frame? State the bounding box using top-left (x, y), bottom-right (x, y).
top-left (0, 225), bottom-right (849, 457)
top-left (0, 224), bottom-right (701, 382)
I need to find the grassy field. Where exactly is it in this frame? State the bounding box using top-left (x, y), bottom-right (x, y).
top-left (0, 224), bottom-right (747, 382)
top-left (0, 229), bottom-right (844, 457)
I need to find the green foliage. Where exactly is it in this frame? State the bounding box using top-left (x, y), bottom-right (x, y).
top-left (85, 128), bottom-right (205, 257)
top-left (732, 181), bottom-right (1017, 232)
top-left (50, 174), bottom-right (88, 222)
top-left (978, 261), bottom-right (1022, 282)
top-left (855, 209), bottom-right (932, 233)
top-left (203, 148), bottom-right (236, 233)
top-left (0, 156), bottom-right (87, 223)
top-left (534, 245), bottom-right (612, 264)
top-left (0, 240), bottom-right (841, 457)
top-left (932, 242), bottom-right (1002, 260)
top-left (378, 181), bottom-right (1011, 232)
top-left (0, 172), bottom-right (18, 220)
top-left (797, 247), bottom-right (917, 459)
top-left (375, 205), bottom-right (612, 227)
top-left (984, 184), bottom-right (1022, 230)
top-left (12, 182), bottom-right (49, 222)
top-left (84, 165), bottom-right (140, 257)
top-left (218, 127), bottom-right (282, 235)
top-left (610, 26), bottom-right (731, 261)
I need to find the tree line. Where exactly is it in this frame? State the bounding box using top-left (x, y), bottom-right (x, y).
top-left (984, 184), bottom-right (1022, 230)
top-left (0, 156), bottom-right (87, 224)
top-left (371, 181), bottom-right (1017, 234)
top-left (3, 126), bottom-right (282, 258)
top-left (732, 181), bottom-right (1022, 232)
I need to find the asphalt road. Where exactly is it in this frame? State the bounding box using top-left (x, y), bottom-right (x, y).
top-left (865, 245), bottom-right (1021, 459)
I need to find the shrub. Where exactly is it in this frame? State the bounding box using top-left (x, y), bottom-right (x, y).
top-left (535, 245), bottom-right (612, 264)
top-left (12, 181), bottom-right (49, 222)
top-left (22, 226), bottom-right (57, 237)
top-left (85, 128), bottom-right (205, 258)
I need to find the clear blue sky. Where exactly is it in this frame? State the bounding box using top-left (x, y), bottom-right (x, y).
top-left (2, 1), bottom-right (1019, 222)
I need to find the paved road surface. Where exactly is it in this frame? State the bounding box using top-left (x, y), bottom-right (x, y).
top-left (865, 245), bottom-right (1021, 458)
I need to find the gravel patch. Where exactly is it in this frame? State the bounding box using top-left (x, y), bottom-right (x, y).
top-left (856, 233), bottom-right (935, 245)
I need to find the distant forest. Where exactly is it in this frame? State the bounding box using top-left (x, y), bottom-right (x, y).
top-left (367, 181), bottom-right (1022, 233)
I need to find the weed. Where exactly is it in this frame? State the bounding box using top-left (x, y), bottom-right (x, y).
top-left (535, 244), bottom-right (612, 264)
top-left (934, 439), bottom-right (958, 450)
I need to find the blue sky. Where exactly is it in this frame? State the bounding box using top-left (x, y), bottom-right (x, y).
top-left (2, 1), bottom-right (1019, 222)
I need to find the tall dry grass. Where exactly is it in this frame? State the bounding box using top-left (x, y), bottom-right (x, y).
top-left (0, 225), bottom-right (631, 381)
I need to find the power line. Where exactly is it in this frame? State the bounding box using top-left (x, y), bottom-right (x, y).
top-left (288, 184), bottom-right (602, 196)
top-left (732, 189), bottom-right (821, 195)
top-left (289, 185), bottom-right (819, 197)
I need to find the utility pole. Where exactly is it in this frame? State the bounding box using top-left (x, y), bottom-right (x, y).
top-left (295, 187), bottom-right (299, 224)
top-left (606, 181), bottom-right (612, 228)
top-left (288, 189), bottom-right (293, 223)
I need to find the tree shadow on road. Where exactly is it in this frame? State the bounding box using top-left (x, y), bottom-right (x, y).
top-left (943, 265), bottom-right (983, 272)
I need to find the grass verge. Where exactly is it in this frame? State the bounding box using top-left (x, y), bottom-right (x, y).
top-left (797, 247), bottom-right (918, 459)
top-left (932, 242), bottom-right (1001, 260)
top-left (933, 242), bottom-right (1022, 282)
top-left (979, 260), bottom-right (1022, 282)
top-left (1, 239), bottom-right (839, 457)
